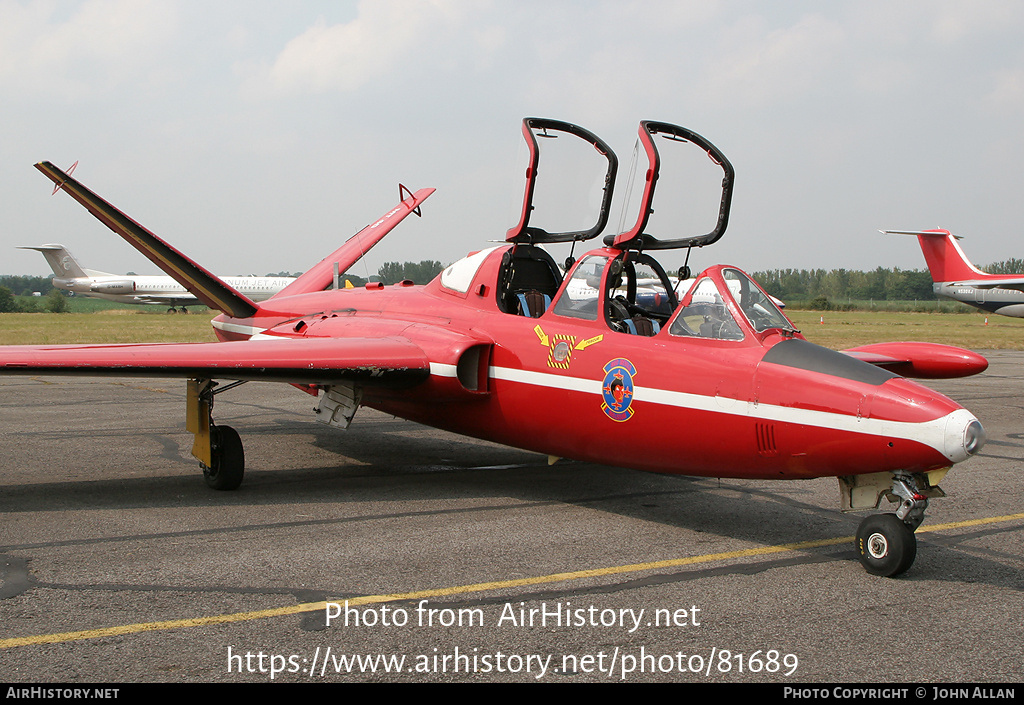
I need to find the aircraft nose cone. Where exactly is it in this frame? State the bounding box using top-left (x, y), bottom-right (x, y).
top-left (944, 410), bottom-right (986, 463)
top-left (963, 419), bottom-right (986, 456)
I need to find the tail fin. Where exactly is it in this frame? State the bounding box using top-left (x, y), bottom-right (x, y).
top-left (275, 184), bottom-right (435, 298)
top-left (17, 244), bottom-right (102, 279)
top-left (883, 229), bottom-right (989, 283)
top-left (35, 162), bottom-right (259, 318)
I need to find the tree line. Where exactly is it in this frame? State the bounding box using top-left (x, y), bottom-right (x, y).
top-left (375, 260), bottom-right (446, 285)
top-left (750, 258), bottom-right (1022, 306)
top-left (749, 267), bottom-right (936, 303)
top-left (0, 287), bottom-right (67, 313)
top-left (0, 275), bottom-right (54, 297)
top-left (985, 258), bottom-right (1024, 274)
top-left (6, 258), bottom-right (1021, 313)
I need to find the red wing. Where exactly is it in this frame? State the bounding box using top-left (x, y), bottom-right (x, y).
top-left (0, 337), bottom-right (429, 387)
top-left (842, 342), bottom-right (988, 379)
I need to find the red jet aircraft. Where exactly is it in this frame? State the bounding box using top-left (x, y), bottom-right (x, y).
top-left (0, 119), bottom-right (989, 577)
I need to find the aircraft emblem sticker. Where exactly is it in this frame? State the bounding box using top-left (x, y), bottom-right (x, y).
top-left (535, 325), bottom-right (603, 370)
top-left (601, 358), bottom-right (636, 422)
top-left (548, 337), bottom-right (574, 369)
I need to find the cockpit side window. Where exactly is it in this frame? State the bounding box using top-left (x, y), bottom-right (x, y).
top-left (551, 251), bottom-right (682, 336)
top-left (551, 255), bottom-right (608, 321)
top-left (723, 268), bottom-right (793, 333)
top-left (668, 278), bottom-right (744, 341)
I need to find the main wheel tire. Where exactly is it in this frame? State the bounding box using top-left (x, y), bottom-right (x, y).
top-left (202, 425), bottom-right (245, 491)
top-left (855, 514), bottom-right (917, 577)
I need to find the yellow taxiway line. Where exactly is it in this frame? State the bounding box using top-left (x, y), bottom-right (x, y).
top-left (3, 512), bottom-right (1022, 650)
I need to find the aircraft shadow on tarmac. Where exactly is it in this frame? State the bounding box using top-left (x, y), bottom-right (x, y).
top-left (2, 407), bottom-right (1021, 591)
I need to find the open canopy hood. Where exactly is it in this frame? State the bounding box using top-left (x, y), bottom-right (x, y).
top-left (505, 117), bottom-right (618, 245)
top-left (506, 118), bottom-right (734, 252)
top-left (608, 121), bottom-right (735, 251)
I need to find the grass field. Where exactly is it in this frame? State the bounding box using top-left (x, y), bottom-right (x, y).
top-left (13, 294), bottom-right (212, 315)
top-left (1, 308), bottom-right (1022, 350)
top-left (0, 310), bottom-right (217, 345)
top-left (789, 310), bottom-right (1024, 350)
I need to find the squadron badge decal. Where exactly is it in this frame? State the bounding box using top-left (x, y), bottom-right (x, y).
top-left (601, 358), bottom-right (637, 422)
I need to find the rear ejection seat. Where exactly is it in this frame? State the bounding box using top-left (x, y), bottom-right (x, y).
top-left (497, 245), bottom-right (563, 318)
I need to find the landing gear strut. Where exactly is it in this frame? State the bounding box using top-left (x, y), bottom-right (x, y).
top-left (186, 378), bottom-right (246, 490)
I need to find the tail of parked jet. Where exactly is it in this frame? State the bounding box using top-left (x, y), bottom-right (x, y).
top-left (883, 229), bottom-right (995, 284)
top-left (885, 228), bottom-right (1024, 318)
top-left (18, 244), bottom-right (112, 279)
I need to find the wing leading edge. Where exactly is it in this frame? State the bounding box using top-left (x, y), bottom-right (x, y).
top-left (34, 161), bottom-right (259, 319)
top-left (0, 337), bottom-right (430, 387)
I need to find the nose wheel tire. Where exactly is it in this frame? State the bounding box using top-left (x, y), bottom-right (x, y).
top-left (202, 425), bottom-right (245, 491)
top-left (856, 514), bottom-right (917, 577)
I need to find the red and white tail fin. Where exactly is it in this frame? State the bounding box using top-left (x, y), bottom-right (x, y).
top-left (884, 229), bottom-right (990, 283)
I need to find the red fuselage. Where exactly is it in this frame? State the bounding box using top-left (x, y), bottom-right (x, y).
top-left (212, 246), bottom-right (980, 481)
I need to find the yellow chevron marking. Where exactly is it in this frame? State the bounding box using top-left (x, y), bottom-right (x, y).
top-left (575, 334), bottom-right (604, 350)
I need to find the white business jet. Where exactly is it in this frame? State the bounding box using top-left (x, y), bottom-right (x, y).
top-left (21, 244), bottom-right (295, 312)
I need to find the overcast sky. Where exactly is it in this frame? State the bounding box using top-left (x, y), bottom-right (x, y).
top-left (4, 0), bottom-right (1024, 280)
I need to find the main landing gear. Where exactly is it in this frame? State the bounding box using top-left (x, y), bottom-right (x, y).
top-left (186, 378), bottom-right (246, 490)
top-left (846, 472), bottom-right (936, 578)
top-left (202, 424), bottom-right (244, 490)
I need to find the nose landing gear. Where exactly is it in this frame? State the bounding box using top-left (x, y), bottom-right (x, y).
top-left (842, 471), bottom-right (941, 578)
top-left (856, 513), bottom-right (917, 577)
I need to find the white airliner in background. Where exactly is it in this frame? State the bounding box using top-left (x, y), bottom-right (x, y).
top-left (22, 244), bottom-right (296, 312)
